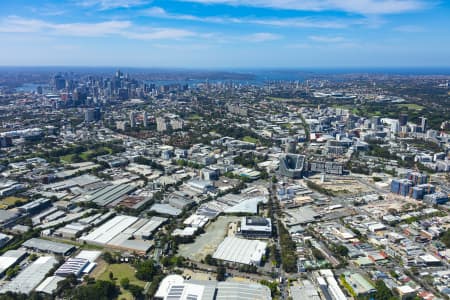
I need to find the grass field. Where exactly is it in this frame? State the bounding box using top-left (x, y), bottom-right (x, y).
top-left (267, 96), bottom-right (306, 102)
top-left (60, 147), bottom-right (113, 163)
top-left (79, 150), bottom-right (95, 161)
top-left (96, 263), bottom-right (146, 300)
top-left (0, 196), bottom-right (28, 209)
top-left (188, 114), bottom-right (202, 121)
top-left (397, 103), bottom-right (424, 110)
top-left (242, 136), bottom-right (259, 144)
top-left (60, 154), bottom-right (76, 163)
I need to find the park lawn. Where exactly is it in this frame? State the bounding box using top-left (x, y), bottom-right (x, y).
top-left (397, 103), bottom-right (424, 110)
top-left (60, 154), bottom-right (76, 163)
top-left (242, 136), bottom-right (259, 144)
top-left (79, 150), bottom-right (95, 161)
top-left (267, 96), bottom-right (290, 101)
top-left (0, 196), bottom-right (28, 209)
top-left (188, 114), bottom-right (202, 121)
top-left (97, 263), bottom-right (146, 300)
top-left (97, 263), bottom-right (146, 287)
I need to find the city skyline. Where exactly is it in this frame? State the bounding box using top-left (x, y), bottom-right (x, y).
top-left (0, 0), bottom-right (449, 68)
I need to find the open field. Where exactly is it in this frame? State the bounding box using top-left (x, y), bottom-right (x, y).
top-left (242, 136), bottom-right (259, 144)
top-left (309, 176), bottom-right (372, 196)
top-left (188, 114), bottom-right (202, 121)
top-left (178, 216), bottom-right (239, 261)
top-left (0, 196), bottom-right (28, 209)
top-left (60, 147), bottom-right (113, 163)
top-left (96, 263), bottom-right (146, 300)
top-left (397, 103), bottom-right (424, 110)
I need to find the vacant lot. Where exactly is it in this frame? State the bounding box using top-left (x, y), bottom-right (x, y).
top-left (0, 196), bottom-right (28, 209)
top-left (178, 216), bottom-right (239, 261)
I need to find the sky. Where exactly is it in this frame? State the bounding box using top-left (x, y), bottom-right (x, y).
top-left (0, 0), bottom-right (449, 69)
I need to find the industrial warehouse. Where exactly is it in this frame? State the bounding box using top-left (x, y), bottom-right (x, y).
top-left (79, 215), bottom-right (166, 254)
top-left (213, 237), bottom-right (267, 266)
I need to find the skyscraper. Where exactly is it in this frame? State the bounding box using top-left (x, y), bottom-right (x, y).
top-left (85, 108), bottom-right (95, 123)
top-left (94, 107), bottom-right (102, 122)
top-left (399, 114), bottom-right (408, 126)
top-left (53, 75), bottom-right (66, 91)
top-left (129, 111), bottom-right (136, 128)
top-left (142, 111), bottom-right (148, 127)
top-left (420, 117), bottom-right (428, 132)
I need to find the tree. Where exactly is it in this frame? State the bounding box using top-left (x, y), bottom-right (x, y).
top-left (102, 252), bottom-right (115, 264)
top-left (311, 248), bottom-right (325, 261)
top-left (373, 280), bottom-right (397, 300)
top-left (135, 260), bottom-right (158, 281)
top-left (5, 266), bottom-right (20, 279)
top-left (28, 253), bottom-right (38, 261)
top-left (204, 254), bottom-right (217, 266)
top-left (108, 271), bottom-right (114, 281)
top-left (335, 245), bottom-right (349, 257)
top-left (128, 284), bottom-right (144, 299)
top-left (260, 280), bottom-right (279, 297)
top-left (120, 277), bottom-right (130, 289)
top-left (441, 229), bottom-right (450, 248)
top-left (69, 280), bottom-right (119, 300)
top-left (216, 265), bottom-right (226, 281)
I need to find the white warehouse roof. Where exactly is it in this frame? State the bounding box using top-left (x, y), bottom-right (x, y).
top-left (213, 237), bottom-right (267, 265)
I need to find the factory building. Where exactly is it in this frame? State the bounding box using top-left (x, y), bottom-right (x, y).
top-left (238, 216), bottom-right (272, 239)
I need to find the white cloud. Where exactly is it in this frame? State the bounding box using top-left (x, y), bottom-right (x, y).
top-left (125, 28), bottom-right (197, 40)
top-left (143, 6), bottom-right (378, 29)
top-left (394, 25), bottom-right (425, 32)
top-left (0, 16), bottom-right (198, 40)
top-left (178, 0), bottom-right (430, 15)
top-left (0, 16), bottom-right (131, 36)
top-left (245, 32), bottom-right (281, 42)
top-left (78, 0), bottom-right (149, 10)
top-left (309, 35), bottom-right (346, 43)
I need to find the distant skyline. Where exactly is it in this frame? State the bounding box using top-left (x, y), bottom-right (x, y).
top-left (0, 0), bottom-right (449, 68)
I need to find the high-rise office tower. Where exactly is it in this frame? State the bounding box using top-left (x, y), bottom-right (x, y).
top-left (143, 111), bottom-right (148, 127)
top-left (399, 114), bottom-right (408, 126)
top-left (129, 111), bottom-right (136, 128)
top-left (420, 117), bottom-right (428, 132)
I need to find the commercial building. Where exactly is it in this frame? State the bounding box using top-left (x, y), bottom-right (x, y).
top-left (213, 237), bottom-right (267, 266)
top-left (155, 274), bottom-right (271, 300)
top-left (17, 198), bottom-right (51, 215)
top-left (80, 215), bottom-right (157, 254)
top-left (344, 273), bottom-right (376, 296)
top-left (133, 216), bottom-right (167, 239)
top-left (0, 256), bottom-right (59, 294)
top-left (390, 179), bottom-right (413, 196)
top-left (411, 184), bottom-right (435, 200)
top-left (309, 161), bottom-right (344, 175)
top-left (0, 232), bottom-right (12, 248)
top-left (279, 154), bottom-right (306, 179)
top-left (290, 280), bottom-right (321, 300)
top-left (316, 269), bottom-right (347, 300)
top-left (0, 250), bottom-right (27, 277)
top-left (186, 179), bottom-right (215, 194)
top-left (78, 183), bottom-right (137, 207)
top-left (423, 192), bottom-right (448, 205)
top-left (22, 238), bottom-right (75, 256)
top-left (238, 216), bottom-right (272, 239)
top-left (54, 258), bottom-right (90, 277)
top-left (149, 203), bottom-right (182, 216)
top-left (35, 276), bottom-right (65, 295)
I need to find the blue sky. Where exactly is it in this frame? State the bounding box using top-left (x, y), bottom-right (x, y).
top-left (0, 0), bottom-right (448, 68)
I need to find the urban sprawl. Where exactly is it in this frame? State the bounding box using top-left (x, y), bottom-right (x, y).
top-left (0, 69), bottom-right (449, 300)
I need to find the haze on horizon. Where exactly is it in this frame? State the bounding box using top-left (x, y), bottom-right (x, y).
top-left (0, 0), bottom-right (449, 68)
